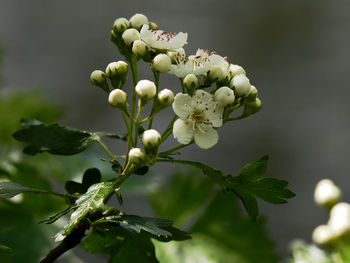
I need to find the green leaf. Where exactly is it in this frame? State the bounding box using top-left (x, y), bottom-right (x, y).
top-left (150, 170), bottom-right (279, 263)
top-left (157, 156), bottom-right (295, 220)
top-left (39, 205), bottom-right (76, 224)
top-left (226, 155), bottom-right (295, 219)
top-left (61, 181), bottom-right (116, 236)
top-left (95, 215), bottom-right (173, 238)
top-left (12, 121), bottom-right (126, 156)
top-left (65, 168), bottom-right (102, 194)
top-left (149, 170), bottom-right (214, 227)
top-left (83, 226), bottom-right (159, 263)
top-left (0, 182), bottom-right (56, 199)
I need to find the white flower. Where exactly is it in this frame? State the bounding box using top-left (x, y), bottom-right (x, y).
top-left (122, 28), bottom-right (141, 46)
top-left (113, 17), bottom-right (129, 33)
top-left (158, 89), bottom-right (174, 106)
top-left (142, 129), bottom-right (161, 148)
top-left (128, 148), bottom-right (146, 164)
top-left (314, 179), bottom-right (341, 208)
top-left (129, 13), bottom-right (149, 30)
top-left (229, 64), bottom-right (246, 78)
top-left (312, 225), bottom-right (335, 246)
top-left (135, 80), bottom-right (156, 100)
top-left (140, 24), bottom-right (187, 50)
top-left (230, 74), bottom-right (251, 97)
top-left (169, 49), bottom-right (211, 78)
top-left (153, 54), bottom-right (171, 73)
top-left (328, 202), bottom-right (350, 237)
top-left (208, 53), bottom-right (230, 80)
top-left (108, 89), bottom-right (127, 107)
top-left (132, 40), bottom-right (147, 57)
top-left (214, 86), bottom-right (235, 107)
top-left (172, 90), bottom-right (224, 149)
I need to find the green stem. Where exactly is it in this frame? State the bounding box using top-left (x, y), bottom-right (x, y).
top-left (159, 143), bottom-right (190, 156)
top-left (25, 189), bottom-right (66, 198)
top-left (122, 111), bottom-right (132, 168)
top-left (179, 78), bottom-right (185, 93)
top-left (148, 71), bottom-right (160, 129)
top-left (160, 115), bottom-right (177, 143)
top-left (129, 54), bottom-right (138, 152)
top-left (134, 99), bottom-right (143, 147)
top-left (96, 138), bottom-right (115, 160)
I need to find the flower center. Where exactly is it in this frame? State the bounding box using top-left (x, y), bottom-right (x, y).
top-left (189, 111), bottom-right (204, 125)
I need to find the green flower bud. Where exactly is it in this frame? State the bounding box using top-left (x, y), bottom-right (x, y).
top-left (135, 80), bottom-right (156, 100)
top-left (142, 129), bottom-right (161, 151)
top-left (208, 65), bottom-right (225, 82)
top-left (152, 54), bottom-right (171, 73)
top-left (132, 40), bottom-right (147, 57)
top-left (214, 86), bottom-right (235, 107)
top-left (108, 89), bottom-right (127, 109)
top-left (128, 148), bottom-right (146, 164)
top-left (247, 85), bottom-right (258, 101)
top-left (157, 89), bottom-right (174, 107)
top-left (148, 21), bottom-right (158, 30)
top-left (183, 74), bottom-right (199, 93)
top-left (243, 97), bottom-right (262, 116)
top-left (112, 17), bottom-right (129, 34)
top-left (129, 13), bottom-right (149, 30)
top-left (122, 28), bottom-right (140, 46)
top-left (90, 70), bottom-right (109, 93)
top-left (105, 61), bottom-right (128, 78)
top-left (230, 74), bottom-right (251, 97)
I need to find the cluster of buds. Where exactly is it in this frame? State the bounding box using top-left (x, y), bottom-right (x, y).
top-left (311, 179), bottom-right (350, 248)
top-left (91, 13), bottom-right (264, 156)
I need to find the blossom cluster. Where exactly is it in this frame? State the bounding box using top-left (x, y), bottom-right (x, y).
top-left (312, 179), bottom-right (350, 248)
top-left (90, 13), bottom-right (262, 169)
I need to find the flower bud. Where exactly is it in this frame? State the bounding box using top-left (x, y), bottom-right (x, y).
top-left (328, 202), bottom-right (350, 238)
top-left (214, 86), bottom-right (235, 107)
top-left (148, 21), bottom-right (158, 30)
top-left (129, 13), bottom-right (149, 30)
top-left (230, 74), bottom-right (251, 97)
top-left (128, 148), bottom-right (146, 164)
top-left (105, 61), bottom-right (128, 78)
top-left (243, 98), bottom-right (262, 116)
top-left (183, 74), bottom-right (199, 93)
top-left (314, 179), bottom-right (341, 208)
top-left (247, 85), bottom-right (258, 101)
top-left (108, 89), bottom-right (127, 108)
top-left (142, 129), bottom-right (161, 150)
top-left (113, 17), bottom-right (129, 34)
top-left (152, 54), bottom-right (171, 73)
top-left (229, 64), bottom-right (246, 78)
top-left (90, 70), bottom-right (109, 93)
top-left (312, 225), bottom-right (335, 247)
top-left (135, 80), bottom-right (156, 100)
top-left (122, 28), bottom-right (141, 46)
top-left (157, 89), bottom-right (174, 107)
top-left (208, 65), bottom-right (225, 82)
top-left (132, 40), bottom-right (147, 57)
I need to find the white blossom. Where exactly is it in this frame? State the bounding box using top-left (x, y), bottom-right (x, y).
top-left (328, 202), bottom-right (350, 237)
top-left (214, 86), bottom-right (235, 107)
top-left (169, 49), bottom-right (211, 78)
top-left (208, 53), bottom-right (230, 80)
top-left (108, 89), bottom-right (127, 107)
top-left (122, 28), bottom-right (141, 46)
top-left (172, 90), bottom-right (224, 149)
top-left (142, 129), bottom-right (161, 148)
top-left (158, 89), bottom-right (174, 106)
top-left (129, 13), bottom-right (149, 30)
top-left (140, 24), bottom-right (187, 50)
top-left (230, 74), bottom-right (251, 97)
top-left (153, 54), bottom-right (171, 73)
top-left (314, 179), bottom-right (341, 208)
top-left (135, 80), bottom-right (156, 100)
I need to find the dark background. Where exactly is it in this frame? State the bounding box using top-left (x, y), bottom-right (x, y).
top-left (1, 0), bottom-right (350, 258)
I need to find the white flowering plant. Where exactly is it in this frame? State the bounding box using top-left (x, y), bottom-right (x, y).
top-left (0, 13), bottom-right (295, 262)
top-left (290, 179), bottom-right (350, 263)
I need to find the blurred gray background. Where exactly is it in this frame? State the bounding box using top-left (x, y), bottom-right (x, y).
top-left (1, 0), bottom-right (350, 259)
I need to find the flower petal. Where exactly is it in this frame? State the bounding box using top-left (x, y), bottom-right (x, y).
top-left (173, 119), bottom-right (194, 145)
top-left (191, 90), bottom-right (213, 111)
top-left (194, 126), bottom-right (219, 149)
top-left (172, 93), bottom-right (193, 118)
top-left (203, 100), bottom-right (224, 127)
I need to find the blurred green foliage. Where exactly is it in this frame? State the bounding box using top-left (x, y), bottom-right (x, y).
top-left (149, 170), bottom-right (279, 263)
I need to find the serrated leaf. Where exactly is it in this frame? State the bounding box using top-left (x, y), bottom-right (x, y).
top-left (96, 215), bottom-right (174, 238)
top-left (61, 181), bottom-right (116, 236)
top-left (0, 182), bottom-right (42, 198)
top-left (65, 168), bottom-right (102, 194)
top-left (12, 121), bottom-right (126, 156)
top-left (158, 156), bottom-right (295, 220)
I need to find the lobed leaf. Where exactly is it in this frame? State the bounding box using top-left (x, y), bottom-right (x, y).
top-left (12, 120), bottom-right (126, 155)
